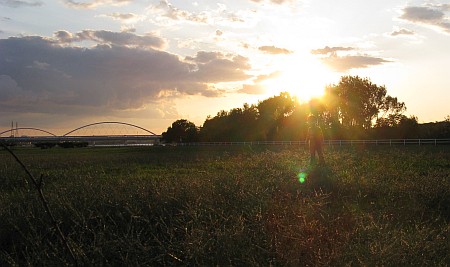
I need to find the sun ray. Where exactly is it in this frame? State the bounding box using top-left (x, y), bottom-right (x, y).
top-left (262, 53), bottom-right (339, 102)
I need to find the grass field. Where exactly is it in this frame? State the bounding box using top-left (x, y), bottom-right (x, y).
top-left (0, 145), bottom-right (449, 266)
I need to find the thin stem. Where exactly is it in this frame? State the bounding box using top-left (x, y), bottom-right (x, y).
top-left (1, 143), bottom-right (78, 266)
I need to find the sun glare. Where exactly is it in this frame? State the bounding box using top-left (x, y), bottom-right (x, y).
top-left (262, 54), bottom-right (338, 102)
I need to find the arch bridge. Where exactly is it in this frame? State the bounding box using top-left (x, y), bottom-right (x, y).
top-left (0, 121), bottom-right (161, 146)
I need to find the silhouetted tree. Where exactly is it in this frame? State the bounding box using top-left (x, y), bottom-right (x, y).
top-left (256, 92), bottom-right (296, 140)
top-left (373, 115), bottom-right (418, 138)
top-left (324, 76), bottom-right (406, 138)
top-left (201, 103), bottom-right (259, 141)
top-left (162, 119), bottom-right (199, 143)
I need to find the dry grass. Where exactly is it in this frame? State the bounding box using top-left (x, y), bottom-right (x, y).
top-left (0, 145), bottom-right (448, 265)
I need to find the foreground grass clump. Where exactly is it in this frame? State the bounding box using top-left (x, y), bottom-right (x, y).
top-left (0, 145), bottom-right (449, 265)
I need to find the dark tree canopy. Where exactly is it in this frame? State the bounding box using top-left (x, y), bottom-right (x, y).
top-left (162, 76), bottom-right (448, 142)
top-left (324, 76), bottom-right (405, 130)
top-left (161, 119), bottom-right (199, 143)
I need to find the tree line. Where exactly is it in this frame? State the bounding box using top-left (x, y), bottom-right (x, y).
top-left (162, 76), bottom-right (450, 143)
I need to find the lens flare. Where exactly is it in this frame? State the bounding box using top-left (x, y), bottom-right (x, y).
top-left (297, 171), bottom-right (308, 184)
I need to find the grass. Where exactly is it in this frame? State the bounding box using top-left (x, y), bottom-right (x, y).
top-left (0, 145), bottom-right (449, 266)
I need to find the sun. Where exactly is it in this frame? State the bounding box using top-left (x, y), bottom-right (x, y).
top-left (262, 53), bottom-right (338, 102)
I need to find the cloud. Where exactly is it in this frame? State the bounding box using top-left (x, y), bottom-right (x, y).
top-left (390, 28), bottom-right (415, 36)
top-left (239, 84), bottom-right (266, 94)
top-left (0, 35), bottom-right (251, 116)
top-left (400, 4), bottom-right (450, 34)
top-left (258, 45), bottom-right (293, 54)
top-left (103, 12), bottom-right (143, 23)
top-left (254, 71), bottom-right (281, 82)
top-left (54, 30), bottom-right (166, 49)
top-left (249, 0), bottom-right (296, 5)
top-left (185, 51), bottom-right (252, 82)
top-left (62, 0), bottom-right (130, 9)
top-left (321, 55), bottom-right (391, 72)
top-left (311, 45), bottom-right (391, 72)
top-left (311, 46), bottom-right (354, 55)
top-left (151, 0), bottom-right (209, 23)
top-left (0, 0), bottom-right (42, 8)
top-left (148, 1), bottom-right (252, 26)
top-left (238, 72), bottom-right (280, 94)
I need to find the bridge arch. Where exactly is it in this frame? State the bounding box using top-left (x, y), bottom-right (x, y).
top-left (63, 121), bottom-right (158, 136)
top-left (0, 127), bottom-right (57, 137)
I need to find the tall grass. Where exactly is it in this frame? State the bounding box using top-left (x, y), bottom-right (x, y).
top-left (0, 145), bottom-right (448, 265)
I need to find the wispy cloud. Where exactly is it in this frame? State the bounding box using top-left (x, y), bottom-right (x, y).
top-left (53, 30), bottom-right (166, 49)
top-left (0, 0), bottom-right (42, 8)
top-left (400, 4), bottom-right (450, 34)
top-left (311, 45), bottom-right (390, 72)
top-left (62, 0), bottom-right (130, 9)
top-left (249, 0), bottom-right (297, 5)
top-left (185, 51), bottom-right (251, 83)
top-left (150, 0), bottom-right (209, 23)
top-left (322, 55), bottom-right (391, 72)
top-left (239, 83), bottom-right (265, 94)
top-left (390, 28), bottom-right (415, 36)
top-left (258, 45), bottom-right (292, 54)
top-left (311, 46), bottom-right (354, 55)
top-left (102, 12), bottom-right (144, 23)
top-left (148, 1), bottom-right (253, 26)
top-left (238, 72), bottom-right (280, 94)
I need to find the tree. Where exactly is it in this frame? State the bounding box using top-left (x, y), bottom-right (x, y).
top-left (256, 92), bottom-right (297, 140)
top-left (324, 76), bottom-right (406, 131)
top-left (200, 103), bottom-right (259, 141)
top-left (373, 115), bottom-right (418, 138)
top-left (162, 119), bottom-right (199, 143)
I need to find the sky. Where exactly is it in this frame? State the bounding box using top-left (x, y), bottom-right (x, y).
top-left (1, 0), bottom-right (449, 135)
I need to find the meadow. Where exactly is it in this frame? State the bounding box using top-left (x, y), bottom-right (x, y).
top-left (0, 145), bottom-right (449, 266)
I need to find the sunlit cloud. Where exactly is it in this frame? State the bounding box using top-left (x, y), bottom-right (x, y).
top-left (185, 51), bottom-right (252, 82)
top-left (150, 0), bottom-right (209, 24)
top-left (400, 4), bottom-right (450, 34)
top-left (249, 0), bottom-right (297, 5)
top-left (0, 0), bottom-right (42, 8)
top-left (238, 72), bottom-right (280, 95)
top-left (322, 55), bottom-right (391, 72)
top-left (258, 45), bottom-right (293, 54)
top-left (0, 35), bottom-right (252, 117)
top-left (62, 0), bottom-right (130, 9)
top-left (147, 0), bottom-right (256, 28)
top-left (101, 12), bottom-right (144, 23)
top-left (311, 46), bottom-right (354, 55)
top-left (390, 28), bottom-right (415, 36)
top-left (311, 45), bottom-right (391, 72)
top-left (238, 83), bottom-right (266, 94)
top-left (53, 30), bottom-right (166, 49)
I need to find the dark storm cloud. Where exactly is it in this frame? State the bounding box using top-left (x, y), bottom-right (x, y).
top-left (54, 30), bottom-right (165, 49)
top-left (400, 4), bottom-right (450, 34)
top-left (0, 0), bottom-right (42, 8)
top-left (0, 36), bottom-right (251, 115)
top-left (258, 45), bottom-right (292, 55)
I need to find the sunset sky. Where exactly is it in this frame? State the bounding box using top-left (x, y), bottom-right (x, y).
top-left (1, 0), bottom-right (449, 134)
